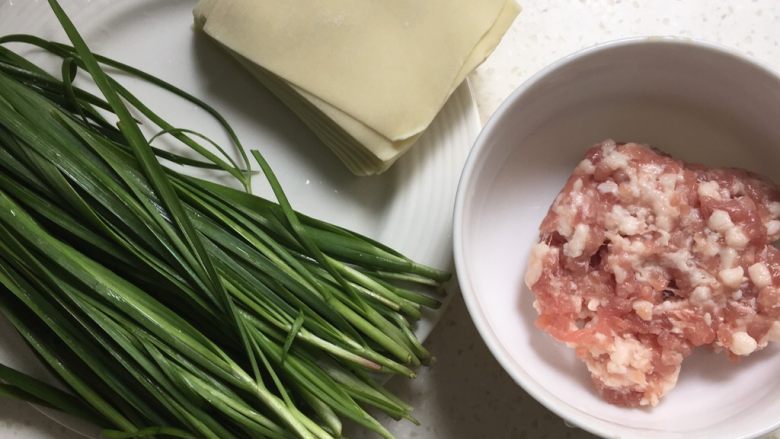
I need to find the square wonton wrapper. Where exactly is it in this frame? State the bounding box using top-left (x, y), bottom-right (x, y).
top-left (194, 0), bottom-right (519, 175)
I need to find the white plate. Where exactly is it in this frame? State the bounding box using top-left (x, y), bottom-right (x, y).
top-left (454, 38), bottom-right (780, 439)
top-left (0, 1), bottom-right (480, 437)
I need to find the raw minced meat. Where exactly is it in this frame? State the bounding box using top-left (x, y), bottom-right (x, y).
top-left (525, 139), bottom-right (780, 407)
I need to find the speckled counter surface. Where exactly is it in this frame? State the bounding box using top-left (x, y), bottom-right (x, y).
top-left (4, 1), bottom-right (780, 438)
top-left (471, 0), bottom-right (780, 123)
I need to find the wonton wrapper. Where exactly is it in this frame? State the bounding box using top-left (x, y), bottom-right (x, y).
top-left (194, 0), bottom-right (519, 175)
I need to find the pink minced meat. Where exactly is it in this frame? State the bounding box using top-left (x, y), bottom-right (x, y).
top-left (524, 140), bottom-right (780, 407)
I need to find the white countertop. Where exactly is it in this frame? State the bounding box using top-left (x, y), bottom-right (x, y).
top-left (472, 0), bottom-right (780, 124)
top-left (4, 1), bottom-right (780, 438)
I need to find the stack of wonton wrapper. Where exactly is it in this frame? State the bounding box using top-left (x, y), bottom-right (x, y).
top-left (194, 0), bottom-right (520, 176)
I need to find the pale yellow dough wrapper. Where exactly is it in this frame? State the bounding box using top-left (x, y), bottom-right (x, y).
top-left (194, 0), bottom-right (519, 174)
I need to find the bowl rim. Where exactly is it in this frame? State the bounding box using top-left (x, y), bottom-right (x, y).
top-left (452, 36), bottom-right (780, 439)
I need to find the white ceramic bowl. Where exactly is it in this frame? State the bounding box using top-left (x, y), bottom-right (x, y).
top-left (453, 38), bottom-right (780, 439)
